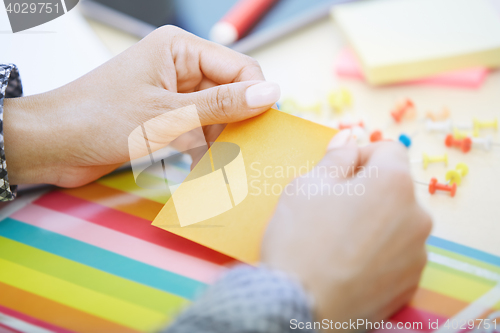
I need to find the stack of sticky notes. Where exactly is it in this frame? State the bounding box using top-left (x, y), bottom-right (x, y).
top-left (335, 49), bottom-right (489, 88)
top-left (331, 0), bottom-right (500, 85)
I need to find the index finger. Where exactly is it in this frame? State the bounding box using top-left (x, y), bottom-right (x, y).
top-left (169, 26), bottom-right (266, 84)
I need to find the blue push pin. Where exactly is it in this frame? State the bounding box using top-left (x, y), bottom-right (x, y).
top-left (398, 133), bottom-right (412, 148)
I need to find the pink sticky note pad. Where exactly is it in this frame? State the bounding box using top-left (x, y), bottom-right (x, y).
top-left (335, 49), bottom-right (489, 88)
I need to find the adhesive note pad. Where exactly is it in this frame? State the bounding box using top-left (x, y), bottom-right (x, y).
top-left (152, 109), bottom-right (337, 264)
top-left (332, 0), bottom-right (500, 85)
top-left (335, 49), bottom-right (489, 88)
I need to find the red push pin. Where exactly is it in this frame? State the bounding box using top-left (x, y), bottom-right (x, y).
top-left (391, 99), bottom-right (415, 123)
top-left (369, 130), bottom-right (393, 142)
top-left (370, 130), bottom-right (383, 142)
top-left (445, 134), bottom-right (472, 153)
top-left (428, 177), bottom-right (457, 197)
top-left (339, 121), bottom-right (364, 130)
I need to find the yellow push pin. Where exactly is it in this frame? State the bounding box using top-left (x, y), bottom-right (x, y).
top-left (279, 98), bottom-right (298, 114)
top-left (445, 163), bottom-right (469, 186)
top-left (328, 88), bottom-right (352, 113)
top-left (453, 127), bottom-right (469, 139)
top-left (422, 153), bottom-right (448, 170)
top-left (473, 118), bottom-right (498, 137)
top-left (298, 102), bottom-right (322, 115)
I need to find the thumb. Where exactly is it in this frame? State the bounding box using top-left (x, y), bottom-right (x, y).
top-left (179, 80), bottom-right (281, 125)
top-left (314, 129), bottom-right (359, 181)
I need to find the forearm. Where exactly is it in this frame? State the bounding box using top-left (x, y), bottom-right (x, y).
top-left (164, 265), bottom-right (316, 333)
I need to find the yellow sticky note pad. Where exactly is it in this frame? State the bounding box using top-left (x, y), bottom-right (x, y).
top-left (152, 109), bottom-right (337, 263)
top-left (332, 0), bottom-right (500, 85)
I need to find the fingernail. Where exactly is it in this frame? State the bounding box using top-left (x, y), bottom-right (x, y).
top-left (246, 82), bottom-right (281, 108)
top-left (327, 129), bottom-right (352, 150)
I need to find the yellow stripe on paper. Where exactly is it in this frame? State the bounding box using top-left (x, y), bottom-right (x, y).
top-left (0, 237), bottom-right (186, 315)
top-left (98, 172), bottom-right (170, 204)
top-left (0, 258), bottom-right (168, 332)
top-left (420, 264), bottom-right (496, 304)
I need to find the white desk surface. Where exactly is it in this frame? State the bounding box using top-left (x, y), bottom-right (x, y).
top-left (87, 17), bottom-right (500, 257)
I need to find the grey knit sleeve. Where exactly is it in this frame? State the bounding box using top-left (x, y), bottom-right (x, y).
top-left (0, 64), bottom-right (23, 201)
top-left (164, 264), bottom-right (316, 333)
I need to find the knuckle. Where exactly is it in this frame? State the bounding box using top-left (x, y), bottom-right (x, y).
top-left (150, 25), bottom-right (184, 47)
top-left (246, 57), bottom-right (262, 70)
top-left (156, 24), bottom-right (182, 36)
top-left (407, 207), bottom-right (433, 243)
top-left (208, 86), bottom-right (232, 122)
top-left (239, 56), bottom-right (264, 79)
top-left (417, 249), bottom-right (428, 271)
top-left (418, 212), bottom-right (433, 238)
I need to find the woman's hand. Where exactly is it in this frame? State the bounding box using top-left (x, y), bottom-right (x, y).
top-left (4, 25), bottom-right (280, 187)
top-left (262, 131), bottom-right (432, 330)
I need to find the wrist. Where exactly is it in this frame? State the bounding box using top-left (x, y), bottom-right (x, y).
top-left (3, 93), bottom-right (62, 185)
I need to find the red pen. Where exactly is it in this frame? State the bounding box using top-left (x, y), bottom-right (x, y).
top-left (210, 0), bottom-right (279, 45)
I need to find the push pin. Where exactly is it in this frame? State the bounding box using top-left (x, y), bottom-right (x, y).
top-left (428, 178), bottom-right (457, 197)
top-left (445, 134), bottom-right (472, 153)
top-left (411, 153), bottom-right (447, 169)
top-left (339, 121), bottom-right (364, 130)
top-left (425, 107), bottom-right (450, 122)
top-left (471, 137), bottom-right (500, 151)
top-left (280, 98), bottom-right (322, 115)
top-left (445, 163), bottom-right (469, 186)
top-left (370, 130), bottom-right (384, 142)
top-left (453, 127), bottom-right (469, 139)
top-left (398, 133), bottom-right (412, 148)
top-left (473, 118), bottom-right (498, 137)
top-left (328, 88), bottom-right (352, 113)
top-left (279, 98), bottom-right (298, 114)
top-left (391, 99), bottom-right (416, 123)
top-left (299, 102), bottom-right (322, 115)
top-left (472, 137), bottom-right (492, 151)
top-left (421, 153), bottom-right (448, 169)
top-left (426, 119), bottom-right (452, 133)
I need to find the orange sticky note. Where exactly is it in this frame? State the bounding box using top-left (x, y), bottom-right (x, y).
top-left (152, 109), bottom-right (337, 264)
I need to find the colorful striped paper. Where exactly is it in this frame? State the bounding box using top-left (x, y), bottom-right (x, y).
top-left (0, 165), bottom-right (499, 332)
